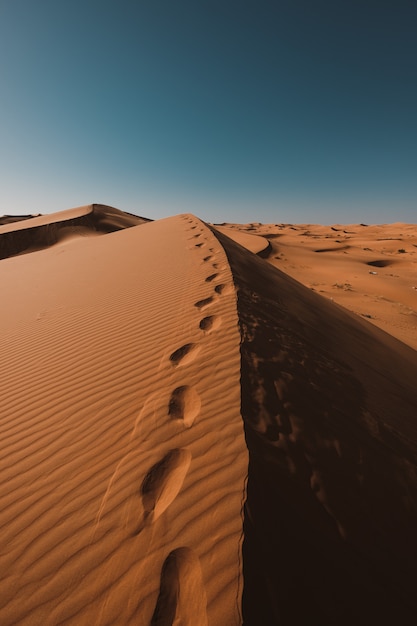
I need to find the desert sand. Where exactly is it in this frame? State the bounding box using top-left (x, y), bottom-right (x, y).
top-left (217, 221), bottom-right (417, 351)
top-left (0, 206), bottom-right (416, 625)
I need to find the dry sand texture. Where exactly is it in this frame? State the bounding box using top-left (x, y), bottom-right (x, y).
top-left (0, 209), bottom-right (246, 625)
top-left (219, 222), bottom-right (417, 351)
top-left (214, 227), bottom-right (417, 625)
top-left (1, 207), bottom-right (417, 625)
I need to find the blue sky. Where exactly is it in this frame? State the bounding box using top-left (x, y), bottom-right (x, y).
top-left (1, 0), bottom-right (416, 223)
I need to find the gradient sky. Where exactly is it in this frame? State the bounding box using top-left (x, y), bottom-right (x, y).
top-left (1, 0), bottom-right (416, 223)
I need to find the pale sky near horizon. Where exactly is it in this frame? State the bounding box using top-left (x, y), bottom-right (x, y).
top-left (1, 0), bottom-right (416, 224)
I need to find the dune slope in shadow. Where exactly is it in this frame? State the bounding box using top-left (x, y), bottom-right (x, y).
top-left (213, 229), bottom-right (417, 626)
top-left (0, 204), bottom-right (150, 259)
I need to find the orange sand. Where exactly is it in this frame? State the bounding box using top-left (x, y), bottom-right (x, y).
top-left (219, 221), bottom-right (417, 351)
top-left (0, 208), bottom-right (416, 625)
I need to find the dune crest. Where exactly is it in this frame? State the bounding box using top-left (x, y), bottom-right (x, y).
top-left (1, 206), bottom-right (416, 625)
top-left (0, 212), bottom-right (246, 625)
top-left (214, 227), bottom-right (417, 625)
top-left (0, 204), bottom-right (150, 259)
top-left (219, 221), bottom-right (417, 350)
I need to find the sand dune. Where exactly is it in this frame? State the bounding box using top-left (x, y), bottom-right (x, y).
top-left (221, 221), bottom-right (417, 350)
top-left (1, 208), bottom-right (416, 625)
top-left (0, 212), bottom-right (246, 625)
top-left (213, 225), bottom-right (270, 255)
top-left (214, 227), bottom-right (417, 625)
top-left (0, 204), bottom-right (150, 259)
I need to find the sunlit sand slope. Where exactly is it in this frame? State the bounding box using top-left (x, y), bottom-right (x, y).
top-left (214, 229), bottom-right (417, 626)
top-left (221, 221), bottom-right (417, 350)
top-left (0, 204), bottom-right (150, 259)
top-left (213, 225), bottom-right (270, 255)
top-left (0, 215), bottom-right (246, 625)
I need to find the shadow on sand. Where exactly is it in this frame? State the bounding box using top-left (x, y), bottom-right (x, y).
top-left (215, 229), bottom-right (417, 626)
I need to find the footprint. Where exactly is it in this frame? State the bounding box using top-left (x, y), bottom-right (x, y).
top-left (169, 343), bottom-right (201, 367)
top-left (168, 386), bottom-right (201, 427)
top-left (199, 315), bottom-right (222, 333)
top-left (202, 256), bottom-right (213, 262)
top-left (141, 449), bottom-right (192, 523)
top-left (195, 243), bottom-right (205, 248)
top-left (205, 273), bottom-right (218, 283)
top-left (214, 283), bottom-right (233, 295)
top-left (193, 233), bottom-right (201, 238)
top-left (151, 547), bottom-right (208, 626)
top-left (194, 296), bottom-right (215, 310)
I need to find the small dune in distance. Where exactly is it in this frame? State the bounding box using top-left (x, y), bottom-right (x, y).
top-left (1, 205), bottom-right (416, 625)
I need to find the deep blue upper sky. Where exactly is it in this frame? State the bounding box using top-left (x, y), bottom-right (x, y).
top-left (1, 0), bottom-right (416, 223)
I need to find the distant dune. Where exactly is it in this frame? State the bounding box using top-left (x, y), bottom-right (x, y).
top-left (0, 204), bottom-right (150, 259)
top-left (0, 207), bottom-right (416, 625)
top-left (220, 221), bottom-right (417, 351)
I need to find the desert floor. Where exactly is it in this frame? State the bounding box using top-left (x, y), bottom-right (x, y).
top-left (216, 221), bottom-right (417, 351)
top-left (1, 206), bottom-right (416, 625)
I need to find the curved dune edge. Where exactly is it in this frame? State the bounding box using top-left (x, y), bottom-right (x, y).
top-left (0, 204), bottom-right (150, 260)
top-left (0, 214), bottom-right (42, 226)
top-left (0, 204), bottom-right (150, 234)
top-left (0, 205), bottom-right (93, 233)
top-left (212, 227), bottom-right (417, 625)
top-left (217, 221), bottom-right (417, 351)
top-left (2, 207), bottom-right (417, 626)
top-left (212, 225), bottom-right (269, 255)
top-left (0, 214), bottom-right (246, 625)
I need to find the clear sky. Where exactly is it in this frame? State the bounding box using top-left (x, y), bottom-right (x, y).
top-left (1, 0), bottom-right (416, 223)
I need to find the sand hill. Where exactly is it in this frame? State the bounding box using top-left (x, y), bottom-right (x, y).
top-left (0, 207), bottom-right (416, 625)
